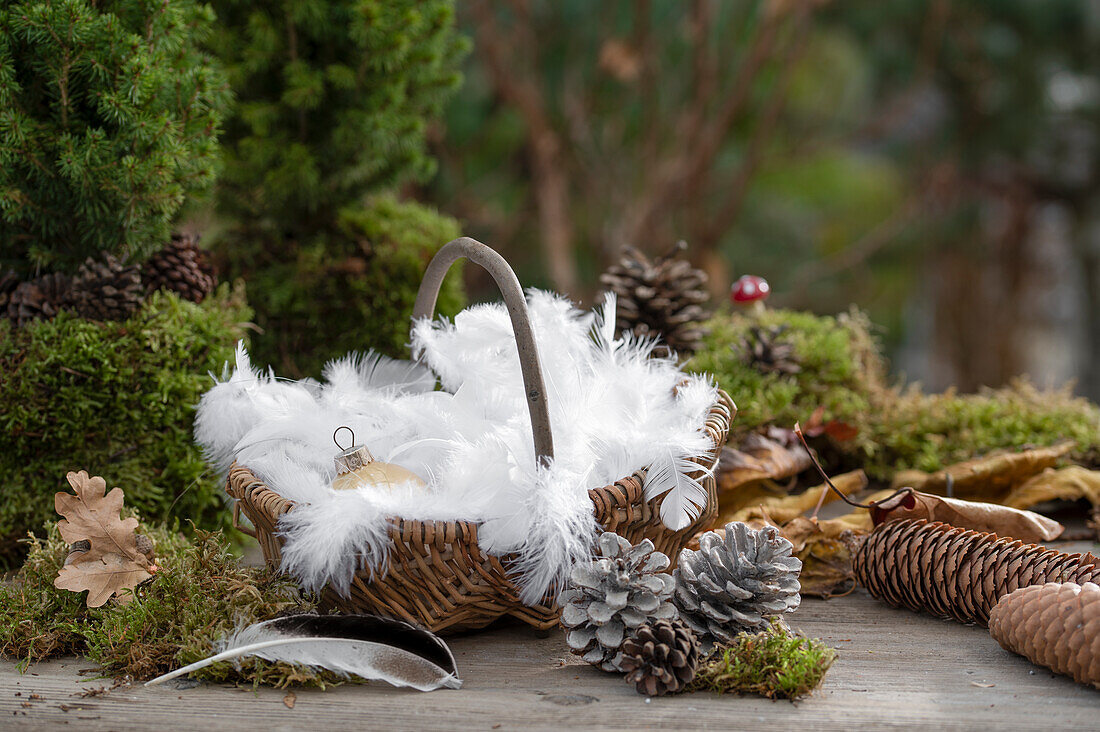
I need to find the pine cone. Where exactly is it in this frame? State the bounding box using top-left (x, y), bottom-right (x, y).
top-left (674, 522), bottom-right (802, 646)
top-left (142, 233), bottom-right (217, 303)
top-left (69, 255), bottom-right (144, 322)
top-left (854, 519), bottom-right (1100, 626)
top-left (6, 272), bottom-right (71, 326)
top-left (988, 581), bottom-right (1100, 689)
top-left (739, 324), bottom-right (801, 375)
top-left (599, 241), bottom-right (710, 357)
top-left (558, 532), bottom-right (678, 672)
top-left (621, 618), bottom-right (700, 696)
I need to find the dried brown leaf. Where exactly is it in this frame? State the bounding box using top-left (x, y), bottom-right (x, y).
top-left (716, 432), bottom-right (813, 496)
top-left (1002, 466), bottom-right (1100, 513)
top-left (54, 552), bottom-right (151, 608)
top-left (52, 470), bottom-right (153, 607)
top-left (889, 443), bottom-right (1074, 500)
top-left (722, 470), bottom-right (868, 526)
top-left (871, 491), bottom-right (1063, 542)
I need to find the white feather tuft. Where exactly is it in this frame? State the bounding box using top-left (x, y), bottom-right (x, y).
top-left (195, 290), bottom-right (722, 603)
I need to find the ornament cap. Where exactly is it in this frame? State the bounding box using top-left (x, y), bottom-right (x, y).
top-left (333, 426), bottom-right (375, 475)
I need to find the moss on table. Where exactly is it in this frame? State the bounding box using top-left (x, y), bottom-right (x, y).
top-left (688, 308), bottom-right (1100, 478)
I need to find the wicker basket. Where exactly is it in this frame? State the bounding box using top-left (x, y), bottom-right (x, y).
top-left (226, 237), bottom-right (735, 633)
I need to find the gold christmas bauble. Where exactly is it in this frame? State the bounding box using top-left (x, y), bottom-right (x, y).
top-left (330, 427), bottom-right (426, 493)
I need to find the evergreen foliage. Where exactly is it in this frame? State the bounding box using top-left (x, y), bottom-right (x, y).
top-left (206, 0), bottom-right (469, 376)
top-left (207, 0), bottom-right (469, 236)
top-left (227, 194), bottom-right (465, 377)
top-left (0, 286), bottom-right (249, 567)
top-left (0, 0), bottom-right (229, 273)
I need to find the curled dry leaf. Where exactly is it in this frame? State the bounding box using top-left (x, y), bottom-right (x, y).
top-left (1003, 466), bottom-right (1100, 513)
top-left (53, 471), bottom-right (153, 608)
top-left (716, 431), bottom-right (813, 496)
top-left (889, 443), bottom-right (1074, 500)
top-left (870, 491), bottom-right (1063, 543)
top-left (722, 470), bottom-right (868, 526)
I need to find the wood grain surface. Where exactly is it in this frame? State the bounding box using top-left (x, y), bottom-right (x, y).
top-left (3, 589), bottom-right (1099, 731)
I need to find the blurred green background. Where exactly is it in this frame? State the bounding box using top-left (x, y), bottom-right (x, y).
top-left (418, 0), bottom-right (1100, 400)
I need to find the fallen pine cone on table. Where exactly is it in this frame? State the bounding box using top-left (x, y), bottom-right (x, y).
top-left (620, 618), bottom-right (699, 696)
top-left (988, 581), bottom-right (1100, 689)
top-left (558, 532), bottom-right (677, 672)
top-left (854, 518), bottom-right (1100, 625)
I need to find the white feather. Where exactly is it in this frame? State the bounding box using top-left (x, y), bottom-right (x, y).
top-left (643, 449), bottom-right (714, 532)
top-left (195, 289), bottom-right (721, 603)
top-left (144, 615), bottom-right (460, 691)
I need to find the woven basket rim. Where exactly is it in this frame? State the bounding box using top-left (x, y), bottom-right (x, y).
top-left (226, 388), bottom-right (734, 533)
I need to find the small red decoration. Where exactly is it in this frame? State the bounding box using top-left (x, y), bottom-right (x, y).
top-left (730, 275), bottom-right (770, 306)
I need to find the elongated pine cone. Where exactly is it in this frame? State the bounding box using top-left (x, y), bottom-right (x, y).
top-left (558, 532), bottom-right (677, 672)
top-left (854, 519), bottom-right (1100, 625)
top-left (988, 582), bottom-right (1100, 688)
top-left (675, 522), bottom-right (802, 646)
top-left (621, 618), bottom-right (700, 696)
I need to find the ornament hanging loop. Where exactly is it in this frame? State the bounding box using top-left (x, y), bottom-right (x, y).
top-left (334, 426), bottom-right (355, 452)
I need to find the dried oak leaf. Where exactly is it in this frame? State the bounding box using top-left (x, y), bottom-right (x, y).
top-left (53, 471), bottom-right (152, 607)
top-left (871, 490), bottom-right (1063, 542)
top-left (888, 443), bottom-right (1074, 501)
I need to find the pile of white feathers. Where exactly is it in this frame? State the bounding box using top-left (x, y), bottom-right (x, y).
top-left (195, 290), bottom-right (720, 604)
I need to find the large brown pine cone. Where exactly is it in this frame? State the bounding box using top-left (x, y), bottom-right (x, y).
top-left (854, 519), bottom-right (1100, 625)
top-left (988, 581), bottom-right (1100, 689)
top-left (621, 618), bottom-right (700, 696)
top-left (69, 255), bottom-right (144, 322)
top-left (599, 241), bottom-right (710, 357)
top-left (6, 272), bottom-right (71, 326)
top-left (142, 233), bottom-right (217, 303)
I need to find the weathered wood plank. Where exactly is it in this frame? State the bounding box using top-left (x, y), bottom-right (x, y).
top-left (3, 589), bottom-right (1099, 731)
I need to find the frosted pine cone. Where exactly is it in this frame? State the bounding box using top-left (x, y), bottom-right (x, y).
top-left (675, 522), bottom-right (802, 646)
top-left (558, 532), bottom-right (678, 672)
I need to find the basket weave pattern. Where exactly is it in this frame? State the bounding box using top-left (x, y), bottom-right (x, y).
top-left (227, 390), bottom-right (733, 633)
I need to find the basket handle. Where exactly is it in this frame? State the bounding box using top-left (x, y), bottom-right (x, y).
top-left (413, 237), bottom-right (555, 465)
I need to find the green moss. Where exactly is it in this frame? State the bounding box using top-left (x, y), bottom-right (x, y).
top-left (0, 286), bottom-right (250, 567)
top-left (865, 380), bottom-right (1100, 476)
top-left (687, 307), bottom-right (1100, 479)
top-left (0, 519), bottom-right (342, 688)
top-left (688, 621), bottom-right (836, 700)
top-left (686, 307), bottom-right (883, 445)
top-left (219, 194), bottom-right (465, 378)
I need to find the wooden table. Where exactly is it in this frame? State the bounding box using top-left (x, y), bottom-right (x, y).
top-left (3, 588), bottom-right (1098, 731)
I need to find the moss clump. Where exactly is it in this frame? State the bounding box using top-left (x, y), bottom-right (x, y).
top-left (218, 195), bottom-right (465, 378)
top-left (689, 307), bottom-right (1100, 478)
top-left (865, 380), bottom-right (1100, 476)
top-left (687, 307), bottom-right (883, 445)
top-left (0, 286), bottom-right (249, 568)
top-left (688, 621), bottom-right (836, 700)
top-left (0, 520), bottom-right (343, 688)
